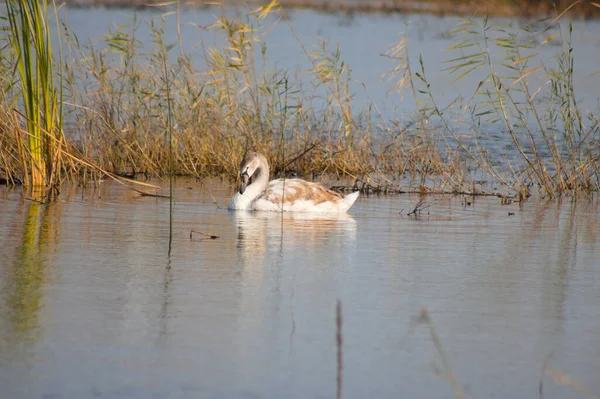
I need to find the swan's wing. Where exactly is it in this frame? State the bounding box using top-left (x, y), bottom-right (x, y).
top-left (263, 179), bottom-right (344, 205)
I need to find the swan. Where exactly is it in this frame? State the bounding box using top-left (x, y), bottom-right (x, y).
top-left (227, 152), bottom-right (359, 213)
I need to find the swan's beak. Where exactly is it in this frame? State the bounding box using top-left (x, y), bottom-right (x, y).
top-left (239, 173), bottom-right (249, 195)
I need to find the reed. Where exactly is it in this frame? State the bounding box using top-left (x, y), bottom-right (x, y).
top-left (58, 3), bottom-right (378, 179)
top-left (380, 1), bottom-right (600, 198)
top-left (1, 1), bottom-right (598, 198)
top-left (52, 2), bottom-right (439, 185)
top-left (0, 100), bottom-right (19, 185)
top-left (6, 0), bottom-right (64, 199)
top-left (434, 11), bottom-right (598, 198)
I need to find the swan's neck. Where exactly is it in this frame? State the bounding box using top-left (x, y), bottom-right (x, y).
top-left (245, 165), bottom-right (269, 200)
top-left (228, 159), bottom-right (271, 210)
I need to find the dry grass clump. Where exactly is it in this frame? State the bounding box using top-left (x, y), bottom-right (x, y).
top-left (56, 6), bottom-right (446, 184)
top-left (0, 100), bottom-right (21, 185)
top-left (382, 7), bottom-right (600, 198)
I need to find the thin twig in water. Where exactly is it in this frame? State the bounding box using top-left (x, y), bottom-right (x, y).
top-left (544, 367), bottom-right (598, 399)
top-left (419, 308), bottom-right (465, 399)
top-left (539, 356), bottom-right (551, 399)
top-left (336, 300), bottom-right (343, 399)
top-left (199, 180), bottom-right (220, 208)
top-left (407, 198), bottom-right (430, 216)
top-left (140, 192), bottom-right (170, 198)
top-left (190, 229), bottom-right (219, 240)
top-left (288, 280), bottom-right (296, 361)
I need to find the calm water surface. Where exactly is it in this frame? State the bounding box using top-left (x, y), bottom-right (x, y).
top-left (0, 179), bottom-right (599, 398)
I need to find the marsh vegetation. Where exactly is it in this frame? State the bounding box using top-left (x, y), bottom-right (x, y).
top-left (1, 0), bottom-right (599, 200)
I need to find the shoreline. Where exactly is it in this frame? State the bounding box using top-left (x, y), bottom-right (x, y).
top-left (62, 0), bottom-right (600, 18)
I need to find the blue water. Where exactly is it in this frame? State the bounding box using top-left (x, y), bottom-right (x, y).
top-left (1, 179), bottom-right (599, 398)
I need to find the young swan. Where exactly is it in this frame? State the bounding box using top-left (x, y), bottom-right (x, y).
top-left (228, 152), bottom-right (359, 213)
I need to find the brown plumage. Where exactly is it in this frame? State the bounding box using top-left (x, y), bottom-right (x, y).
top-left (265, 179), bottom-right (344, 205)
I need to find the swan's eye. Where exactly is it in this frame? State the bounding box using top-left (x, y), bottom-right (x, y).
top-left (242, 167), bottom-right (252, 178)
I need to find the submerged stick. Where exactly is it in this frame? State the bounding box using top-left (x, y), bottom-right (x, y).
top-left (189, 229), bottom-right (219, 240)
top-left (140, 192), bottom-right (170, 198)
top-left (407, 198), bottom-right (430, 216)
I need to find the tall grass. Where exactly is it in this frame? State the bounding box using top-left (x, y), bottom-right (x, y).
top-left (398, 10), bottom-right (600, 198)
top-left (6, 0), bottom-right (63, 199)
top-left (1, 1), bottom-right (599, 198)
top-left (58, 3), bottom-right (381, 179)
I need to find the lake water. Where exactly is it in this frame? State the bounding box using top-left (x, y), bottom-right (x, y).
top-left (1, 178), bottom-right (599, 398)
top-left (2, 4), bottom-right (600, 398)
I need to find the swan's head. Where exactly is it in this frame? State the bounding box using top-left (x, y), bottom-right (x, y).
top-left (238, 152), bottom-right (268, 194)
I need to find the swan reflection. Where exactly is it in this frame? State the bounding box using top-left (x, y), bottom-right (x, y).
top-left (230, 211), bottom-right (357, 264)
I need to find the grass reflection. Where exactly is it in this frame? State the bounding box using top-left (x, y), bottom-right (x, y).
top-left (4, 201), bottom-right (57, 344)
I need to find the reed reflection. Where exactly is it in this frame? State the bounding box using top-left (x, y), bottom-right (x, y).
top-left (0, 200), bottom-right (59, 352)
